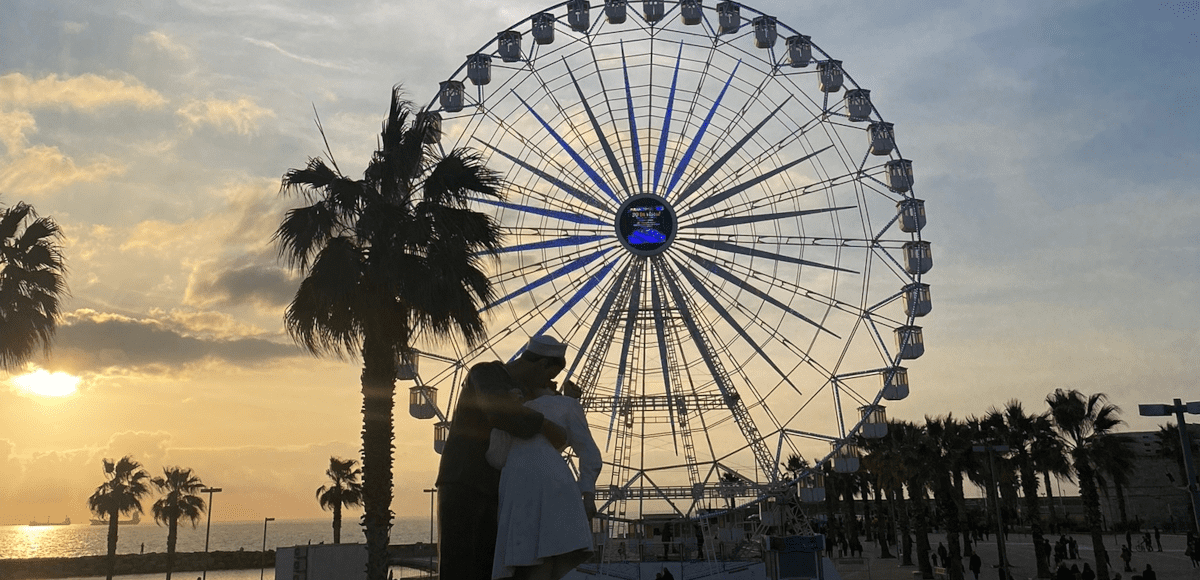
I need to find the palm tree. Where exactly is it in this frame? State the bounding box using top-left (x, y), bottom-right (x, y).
top-left (1047, 389), bottom-right (1122, 580)
top-left (317, 456), bottom-right (364, 544)
top-left (925, 415), bottom-right (969, 580)
top-left (989, 401), bottom-right (1052, 578)
top-left (275, 87), bottom-right (504, 580)
top-left (0, 200), bottom-right (67, 371)
top-left (87, 456), bottom-right (152, 580)
top-left (1031, 417), bottom-right (1071, 534)
top-left (1093, 434), bottom-right (1136, 549)
top-left (151, 467), bottom-right (207, 580)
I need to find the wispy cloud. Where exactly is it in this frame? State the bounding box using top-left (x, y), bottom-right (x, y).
top-left (177, 97), bottom-right (276, 135)
top-left (0, 73), bottom-right (166, 111)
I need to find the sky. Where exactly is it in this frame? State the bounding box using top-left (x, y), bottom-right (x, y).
top-left (1, 0), bottom-right (1198, 528)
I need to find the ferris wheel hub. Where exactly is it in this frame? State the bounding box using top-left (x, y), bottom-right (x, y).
top-left (615, 194), bottom-right (676, 257)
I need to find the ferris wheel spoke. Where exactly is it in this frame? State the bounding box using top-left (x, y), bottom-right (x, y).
top-left (514, 92), bottom-right (621, 205)
top-left (620, 42), bottom-right (645, 191)
top-left (664, 61), bottom-right (740, 200)
top-left (492, 234), bottom-right (610, 255)
top-left (474, 139), bottom-right (611, 214)
top-left (565, 65), bottom-right (632, 198)
top-left (677, 249), bottom-right (838, 338)
top-left (605, 260), bottom-right (645, 448)
top-left (470, 196), bottom-right (608, 226)
top-left (679, 237), bottom-right (857, 274)
top-left (527, 257), bottom-right (621, 347)
top-left (652, 44), bottom-right (685, 194)
top-left (564, 258), bottom-right (632, 383)
top-left (481, 246), bottom-right (615, 312)
top-left (648, 267), bottom-right (681, 451)
top-left (672, 97), bottom-right (789, 207)
top-left (678, 145), bottom-right (832, 218)
top-left (683, 204), bottom-right (854, 230)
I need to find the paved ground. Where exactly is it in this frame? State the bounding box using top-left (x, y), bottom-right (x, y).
top-left (828, 533), bottom-right (1199, 580)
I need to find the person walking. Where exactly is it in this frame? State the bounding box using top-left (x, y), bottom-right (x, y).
top-left (1140, 563), bottom-right (1157, 580)
top-left (968, 552), bottom-right (982, 580)
top-left (1081, 562), bottom-right (1095, 580)
top-left (1120, 544), bottom-right (1132, 573)
top-left (1153, 527), bottom-right (1162, 552)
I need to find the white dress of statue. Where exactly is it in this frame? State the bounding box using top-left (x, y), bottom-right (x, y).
top-left (493, 393), bottom-right (602, 580)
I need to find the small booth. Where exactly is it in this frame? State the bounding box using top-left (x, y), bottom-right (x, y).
top-left (532, 12), bottom-right (556, 45)
top-left (642, 0), bottom-right (664, 22)
top-left (467, 53), bottom-right (492, 86)
top-left (439, 81), bottom-right (464, 113)
top-left (797, 471), bottom-right (825, 503)
top-left (904, 282), bottom-right (932, 317)
top-left (680, 0), bottom-right (703, 25)
top-left (786, 35), bottom-right (812, 68)
top-left (605, 0), bottom-right (628, 24)
top-left (408, 385), bottom-right (438, 420)
top-left (818, 60), bottom-right (843, 93)
top-left (897, 197), bottom-right (926, 233)
top-left (895, 325), bottom-right (925, 360)
top-left (498, 30), bottom-right (522, 63)
top-left (882, 366), bottom-right (909, 401)
top-left (717, 1), bottom-right (740, 35)
top-left (845, 88), bottom-right (872, 122)
top-left (903, 240), bottom-right (933, 275)
top-left (753, 16), bottom-right (778, 48)
top-left (868, 121), bottom-right (895, 156)
top-left (567, 0), bottom-right (591, 32)
top-left (886, 158), bottom-right (914, 193)
top-left (831, 442), bottom-right (860, 473)
top-left (858, 405), bottom-right (888, 439)
top-left (433, 421), bottom-right (451, 454)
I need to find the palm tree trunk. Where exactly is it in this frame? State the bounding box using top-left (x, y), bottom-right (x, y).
top-left (333, 503), bottom-right (342, 544)
top-left (106, 510), bottom-right (119, 580)
top-left (907, 479), bottom-right (933, 579)
top-left (360, 334), bottom-right (396, 580)
top-left (1076, 459), bottom-right (1111, 580)
top-left (1042, 471), bottom-right (1058, 534)
top-left (874, 482), bottom-right (893, 558)
top-left (954, 471), bottom-right (972, 557)
top-left (166, 518), bottom-right (178, 580)
top-left (934, 475), bottom-right (964, 580)
top-left (1019, 462), bottom-right (1050, 578)
top-left (892, 486), bottom-right (913, 566)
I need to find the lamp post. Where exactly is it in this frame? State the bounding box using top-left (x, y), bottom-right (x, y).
top-left (973, 444), bottom-right (1010, 580)
top-left (424, 488), bottom-right (437, 578)
top-left (1139, 398), bottom-right (1200, 535)
top-left (199, 487), bottom-right (222, 580)
top-left (261, 517), bottom-right (275, 580)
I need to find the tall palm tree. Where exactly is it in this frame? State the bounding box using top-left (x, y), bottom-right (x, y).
top-left (275, 86), bottom-right (504, 580)
top-left (989, 401), bottom-right (1052, 578)
top-left (151, 467), bottom-right (207, 580)
top-left (0, 200), bottom-right (67, 371)
top-left (87, 456), bottom-right (152, 580)
top-left (1047, 389), bottom-right (1122, 580)
top-left (317, 456), bottom-right (364, 544)
top-left (1031, 418), bottom-right (1071, 534)
top-left (925, 415), bottom-right (968, 580)
top-left (1093, 434), bottom-right (1136, 549)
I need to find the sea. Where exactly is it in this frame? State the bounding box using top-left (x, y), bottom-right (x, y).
top-left (0, 517), bottom-right (434, 580)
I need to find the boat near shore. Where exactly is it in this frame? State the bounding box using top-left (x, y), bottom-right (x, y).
top-left (89, 512), bottom-right (140, 525)
top-left (28, 516), bottom-right (71, 526)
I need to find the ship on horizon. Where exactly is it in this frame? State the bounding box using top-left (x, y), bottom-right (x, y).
top-left (28, 516), bottom-right (71, 526)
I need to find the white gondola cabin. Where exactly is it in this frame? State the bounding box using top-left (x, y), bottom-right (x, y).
top-left (895, 325), bottom-right (925, 360)
top-left (396, 350), bottom-right (418, 381)
top-left (433, 421), bottom-right (451, 454)
top-left (897, 198), bottom-right (926, 233)
top-left (753, 16), bottom-right (777, 48)
top-left (845, 89), bottom-right (872, 122)
top-left (868, 121), bottom-right (894, 156)
top-left (818, 60), bottom-right (843, 93)
top-left (439, 81), bottom-right (464, 113)
top-left (532, 12), bottom-right (556, 45)
top-left (858, 405), bottom-right (888, 439)
top-left (786, 35), bottom-right (812, 68)
top-left (797, 471), bottom-right (826, 503)
top-left (643, 0), bottom-right (664, 22)
top-left (882, 367), bottom-right (909, 401)
top-left (904, 282), bottom-right (932, 317)
top-left (681, 0), bottom-right (702, 25)
top-left (467, 53), bottom-right (492, 86)
top-left (886, 158), bottom-right (914, 193)
top-left (903, 241), bottom-right (933, 275)
top-left (605, 0), bottom-right (627, 24)
top-left (409, 386), bottom-right (438, 420)
top-left (831, 442), bottom-right (860, 473)
top-left (717, 1), bottom-right (740, 35)
top-left (498, 30), bottom-right (522, 63)
top-left (568, 0), bottom-right (591, 32)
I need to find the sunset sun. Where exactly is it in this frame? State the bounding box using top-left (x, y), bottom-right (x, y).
top-left (12, 369), bottom-right (81, 397)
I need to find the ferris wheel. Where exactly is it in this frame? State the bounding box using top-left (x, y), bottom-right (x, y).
top-left (405, 0), bottom-right (931, 520)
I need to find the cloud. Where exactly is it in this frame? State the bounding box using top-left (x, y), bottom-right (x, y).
top-left (177, 97), bottom-right (276, 135)
top-left (0, 144), bottom-right (125, 197)
top-left (140, 31), bottom-right (192, 62)
top-left (0, 73), bottom-right (166, 111)
top-left (184, 261), bottom-right (295, 309)
top-left (50, 309), bottom-right (298, 375)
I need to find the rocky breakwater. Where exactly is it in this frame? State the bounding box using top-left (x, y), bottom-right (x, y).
top-left (0, 549), bottom-right (275, 580)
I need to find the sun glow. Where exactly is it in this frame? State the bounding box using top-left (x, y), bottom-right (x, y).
top-left (13, 369), bottom-right (80, 397)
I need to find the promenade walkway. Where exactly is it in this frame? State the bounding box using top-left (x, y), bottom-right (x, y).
top-left (829, 532), bottom-right (1199, 580)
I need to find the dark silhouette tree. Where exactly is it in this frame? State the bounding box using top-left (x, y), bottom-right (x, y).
top-left (275, 86), bottom-right (504, 580)
top-left (87, 456), bottom-right (152, 580)
top-left (0, 200), bottom-right (67, 371)
top-left (151, 467), bottom-right (207, 580)
top-left (316, 456), bottom-right (364, 544)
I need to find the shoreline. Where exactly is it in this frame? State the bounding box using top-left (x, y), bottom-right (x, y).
top-left (0, 550), bottom-right (275, 580)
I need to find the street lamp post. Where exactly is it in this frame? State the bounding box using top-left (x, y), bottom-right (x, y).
top-left (261, 517), bottom-right (275, 580)
top-left (424, 488), bottom-right (437, 578)
top-left (1139, 398), bottom-right (1200, 535)
top-left (973, 444), bottom-right (1010, 580)
top-left (200, 487), bottom-right (222, 580)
